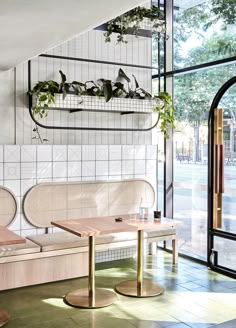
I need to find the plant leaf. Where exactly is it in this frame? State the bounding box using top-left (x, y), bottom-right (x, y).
top-left (59, 70), bottom-right (67, 83)
top-left (132, 75), bottom-right (139, 89)
top-left (118, 68), bottom-right (131, 83)
top-left (103, 81), bottom-right (113, 102)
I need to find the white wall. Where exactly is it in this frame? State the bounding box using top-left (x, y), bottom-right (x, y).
top-left (0, 144), bottom-right (157, 236)
top-left (14, 28), bottom-right (153, 145)
top-left (0, 70), bottom-right (15, 143)
top-left (0, 15), bottom-right (158, 262)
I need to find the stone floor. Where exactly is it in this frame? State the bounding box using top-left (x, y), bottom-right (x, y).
top-left (0, 251), bottom-right (235, 328)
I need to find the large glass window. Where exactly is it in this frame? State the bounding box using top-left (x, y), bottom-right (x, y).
top-left (172, 0), bottom-right (236, 260)
top-left (174, 0), bottom-right (236, 69)
top-left (152, 0), bottom-right (236, 262)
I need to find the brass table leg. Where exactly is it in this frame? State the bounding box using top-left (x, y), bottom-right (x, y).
top-left (115, 230), bottom-right (164, 297)
top-left (65, 235), bottom-right (117, 308)
top-left (0, 310), bottom-right (9, 327)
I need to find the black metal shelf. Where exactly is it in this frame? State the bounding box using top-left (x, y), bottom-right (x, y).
top-left (28, 44), bottom-right (158, 132)
top-left (38, 106), bottom-right (152, 115)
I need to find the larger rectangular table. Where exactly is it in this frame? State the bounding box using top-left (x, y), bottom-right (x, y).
top-left (0, 226), bottom-right (25, 327)
top-left (52, 215), bottom-right (181, 307)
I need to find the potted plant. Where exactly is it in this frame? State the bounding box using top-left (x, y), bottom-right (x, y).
top-left (29, 69), bottom-right (175, 139)
top-left (104, 5), bottom-right (166, 44)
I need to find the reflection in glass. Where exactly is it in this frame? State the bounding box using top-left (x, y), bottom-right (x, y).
top-left (214, 236), bottom-right (236, 271)
top-left (174, 0), bottom-right (236, 69)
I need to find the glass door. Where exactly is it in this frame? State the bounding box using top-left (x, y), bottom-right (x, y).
top-left (208, 105), bottom-right (236, 276)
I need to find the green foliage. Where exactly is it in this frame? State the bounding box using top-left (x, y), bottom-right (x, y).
top-left (104, 5), bottom-right (165, 44)
top-left (29, 80), bottom-right (59, 118)
top-left (30, 70), bottom-right (175, 139)
top-left (212, 0), bottom-right (236, 24)
top-left (153, 92), bottom-right (175, 138)
top-left (173, 0), bottom-right (236, 131)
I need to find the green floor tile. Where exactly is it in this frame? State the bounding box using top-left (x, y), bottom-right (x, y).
top-left (0, 252), bottom-right (235, 328)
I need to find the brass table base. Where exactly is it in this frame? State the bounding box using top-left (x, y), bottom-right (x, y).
top-left (0, 310), bottom-right (9, 327)
top-left (65, 288), bottom-right (117, 308)
top-left (115, 279), bottom-right (164, 298)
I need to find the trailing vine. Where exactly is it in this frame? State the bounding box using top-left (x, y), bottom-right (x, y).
top-left (29, 69), bottom-right (175, 142)
top-left (104, 5), bottom-right (166, 44)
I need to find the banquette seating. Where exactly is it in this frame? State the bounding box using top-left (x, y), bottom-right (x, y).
top-left (0, 180), bottom-right (177, 290)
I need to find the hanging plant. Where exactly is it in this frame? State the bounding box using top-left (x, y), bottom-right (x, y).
top-left (104, 5), bottom-right (166, 44)
top-left (153, 92), bottom-right (176, 138)
top-left (29, 69), bottom-right (175, 139)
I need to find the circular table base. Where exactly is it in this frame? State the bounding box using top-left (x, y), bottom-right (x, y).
top-left (115, 279), bottom-right (164, 298)
top-left (0, 310), bottom-right (9, 327)
top-left (65, 288), bottom-right (117, 308)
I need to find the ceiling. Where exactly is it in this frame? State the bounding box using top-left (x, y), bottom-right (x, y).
top-left (0, 0), bottom-right (144, 71)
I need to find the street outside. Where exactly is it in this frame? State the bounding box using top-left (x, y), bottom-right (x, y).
top-left (158, 161), bottom-right (236, 271)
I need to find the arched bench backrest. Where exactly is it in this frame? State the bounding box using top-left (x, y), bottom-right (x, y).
top-left (23, 179), bottom-right (155, 228)
top-left (0, 186), bottom-right (18, 227)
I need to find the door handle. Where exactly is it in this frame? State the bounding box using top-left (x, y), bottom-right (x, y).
top-left (214, 144), bottom-right (224, 193)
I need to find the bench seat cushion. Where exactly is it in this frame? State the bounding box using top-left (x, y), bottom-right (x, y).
top-left (27, 232), bottom-right (113, 252)
top-left (109, 228), bottom-right (176, 242)
top-left (145, 228), bottom-right (176, 238)
top-left (27, 227), bottom-right (176, 252)
top-left (0, 239), bottom-right (40, 257)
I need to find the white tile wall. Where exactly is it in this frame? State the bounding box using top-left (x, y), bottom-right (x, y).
top-left (0, 144), bottom-right (157, 262)
top-left (4, 163), bottom-right (20, 180)
top-left (68, 146), bottom-right (81, 161)
top-left (21, 145), bottom-right (37, 162)
top-left (53, 146), bottom-right (67, 162)
top-left (4, 146), bottom-right (21, 162)
top-left (0, 146), bottom-right (3, 162)
top-left (37, 145), bottom-right (52, 162)
top-left (0, 164), bottom-right (3, 180)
